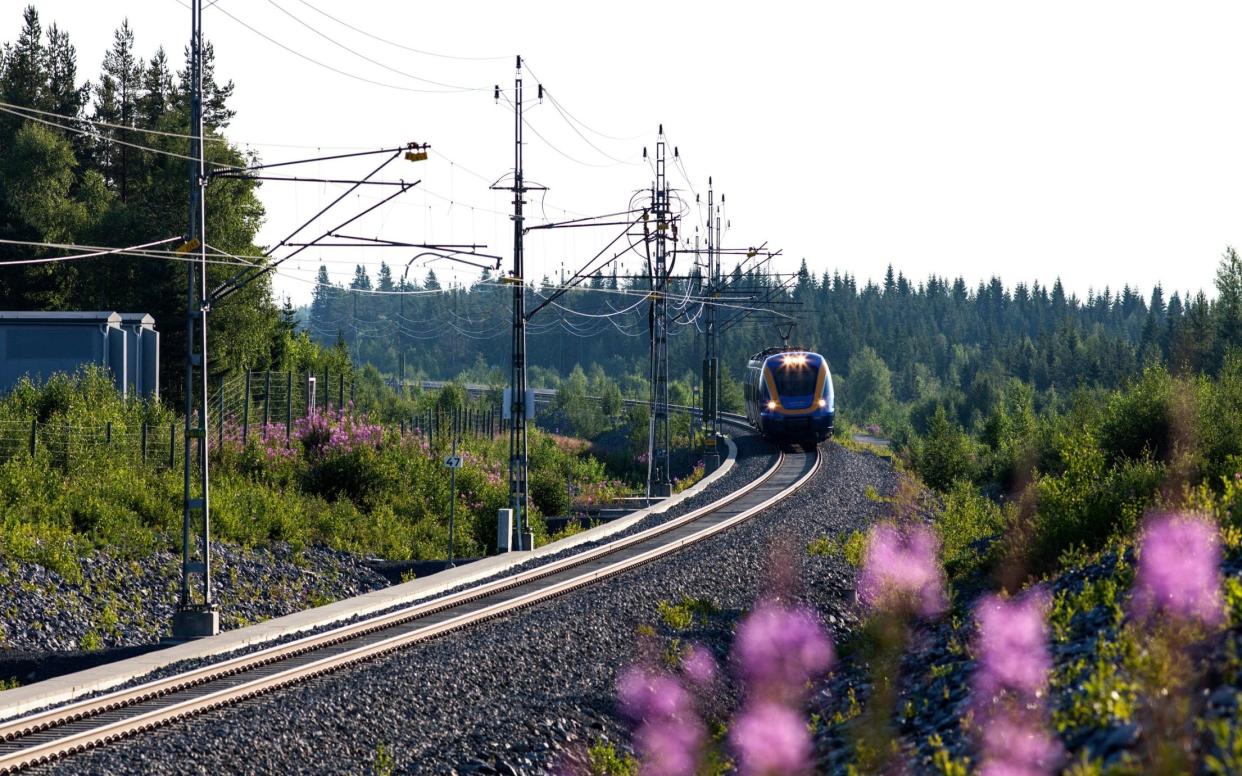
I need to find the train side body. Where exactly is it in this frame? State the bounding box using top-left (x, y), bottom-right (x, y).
top-left (744, 350), bottom-right (835, 441)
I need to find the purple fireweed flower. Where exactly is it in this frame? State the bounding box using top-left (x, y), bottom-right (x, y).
top-left (857, 523), bottom-right (947, 617)
top-left (973, 591), bottom-right (1051, 703)
top-left (617, 667), bottom-right (694, 722)
top-left (732, 601), bottom-right (834, 702)
top-left (728, 701), bottom-right (813, 776)
top-left (978, 715), bottom-right (1062, 776)
top-left (1130, 513), bottom-right (1224, 626)
top-left (681, 645), bottom-right (718, 686)
top-left (633, 716), bottom-right (704, 776)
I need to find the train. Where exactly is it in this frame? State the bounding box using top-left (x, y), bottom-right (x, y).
top-left (744, 348), bottom-right (835, 442)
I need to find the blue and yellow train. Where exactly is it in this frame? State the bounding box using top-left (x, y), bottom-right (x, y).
top-left (744, 348), bottom-right (835, 442)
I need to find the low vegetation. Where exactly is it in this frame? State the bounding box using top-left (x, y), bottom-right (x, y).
top-left (0, 369), bottom-right (627, 578)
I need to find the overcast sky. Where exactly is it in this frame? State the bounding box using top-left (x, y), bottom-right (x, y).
top-left (7, 1), bottom-right (1241, 306)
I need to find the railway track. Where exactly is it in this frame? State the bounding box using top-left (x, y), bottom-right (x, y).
top-left (0, 434), bottom-right (815, 774)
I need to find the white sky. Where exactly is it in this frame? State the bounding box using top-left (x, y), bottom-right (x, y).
top-left (8, 1), bottom-right (1242, 306)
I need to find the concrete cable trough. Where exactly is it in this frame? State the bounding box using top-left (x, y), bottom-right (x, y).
top-left (0, 432), bottom-right (817, 774)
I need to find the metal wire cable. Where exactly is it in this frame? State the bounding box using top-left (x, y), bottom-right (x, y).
top-left (521, 60), bottom-right (644, 142)
top-left (292, 0), bottom-right (508, 61)
top-left (198, 0), bottom-right (484, 95)
top-left (0, 104), bottom-right (243, 170)
top-left (263, 0), bottom-right (484, 91)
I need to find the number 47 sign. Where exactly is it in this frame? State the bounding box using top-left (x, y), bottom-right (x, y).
top-left (444, 455), bottom-right (463, 469)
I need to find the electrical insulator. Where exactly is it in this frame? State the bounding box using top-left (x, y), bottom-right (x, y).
top-left (537, 84), bottom-right (544, 102)
top-left (493, 85), bottom-right (500, 102)
top-left (674, 146), bottom-right (679, 158)
top-left (642, 147), bottom-right (647, 159)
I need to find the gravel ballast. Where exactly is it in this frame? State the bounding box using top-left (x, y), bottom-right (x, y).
top-left (0, 544), bottom-right (388, 686)
top-left (41, 436), bottom-right (898, 775)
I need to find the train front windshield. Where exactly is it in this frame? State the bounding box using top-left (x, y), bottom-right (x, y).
top-left (774, 363), bottom-right (817, 396)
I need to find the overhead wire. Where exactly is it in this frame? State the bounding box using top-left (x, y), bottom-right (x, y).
top-left (0, 103), bottom-right (243, 170)
top-left (263, 0), bottom-right (483, 91)
top-left (520, 60), bottom-right (644, 142)
top-left (499, 93), bottom-right (626, 169)
top-left (198, 0), bottom-right (484, 95)
top-left (0, 237), bottom-right (247, 267)
top-left (292, 0), bottom-right (508, 62)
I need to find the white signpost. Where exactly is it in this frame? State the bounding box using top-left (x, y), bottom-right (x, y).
top-left (445, 439), bottom-right (461, 567)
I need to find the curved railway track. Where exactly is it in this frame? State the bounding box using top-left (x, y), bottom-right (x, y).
top-left (0, 435), bottom-right (817, 774)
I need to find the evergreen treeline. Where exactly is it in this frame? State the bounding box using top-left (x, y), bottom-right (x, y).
top-left (305, 250), bottom-right (1242, 429)
top-left (0, 7), bottom-right (289, 395)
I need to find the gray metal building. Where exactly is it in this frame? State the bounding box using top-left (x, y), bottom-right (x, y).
top-left (0, 311), bottom-right (159, 398)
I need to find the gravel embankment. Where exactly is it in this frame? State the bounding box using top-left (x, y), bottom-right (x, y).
top-left (42, 436), bottom-right (898, 775)
top-left (0, 545), bottom-right (388, 686)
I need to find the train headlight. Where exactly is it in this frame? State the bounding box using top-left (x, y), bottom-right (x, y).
top-left (818, 398), bottom-right (827, 408)
top-left (766, 401), bottom-right (777, 410)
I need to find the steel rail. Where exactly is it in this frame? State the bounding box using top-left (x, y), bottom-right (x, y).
top-left (0, 422), bottom-right (808, 773)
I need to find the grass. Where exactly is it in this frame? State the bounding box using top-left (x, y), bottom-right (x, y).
top-left (587, 741), bottom-right (638, 776)
top-left (808, 530), bottom-right (868, 567)
top-left (372, 742), bottom-right (395, 776)
top-left (658, 596), bottom-right (719, 630)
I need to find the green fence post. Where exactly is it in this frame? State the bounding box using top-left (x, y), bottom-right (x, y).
top-left (242, 371), bottom-right (251, 445)
top-left (286, 371), bottom-right (293, 443)
top-left (28, 419), bottom-right (36, 456)
top-left (217, 376), bottom-right (225, 448)
top-left (338, 375), bottom-right (344, 410)
top-left (141, 422), bottom-right (148, 463)
top-left (263, 371), bottom-right (272, 437)
top-left (106, 421), bottom-right (112, 444)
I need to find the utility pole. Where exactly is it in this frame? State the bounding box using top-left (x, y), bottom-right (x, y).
top-left (647, 127), bottom-right (672, 498)
top-left (702, 178), bottom-right (720, 472)
top-left (173, 0), bottom-right (217, 639)
top-left (500, 57), bottom-right (530, 549)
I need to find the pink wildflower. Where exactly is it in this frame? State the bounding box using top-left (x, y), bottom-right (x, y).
top-left (732, 601), bottom-right (834, 702)
top-left (978, 715), bottom-right (1062, 776)
top-left (1130, 513), bottom-right (1223, 626)
top-left (681, 645), bottom-right (718, 686)
top-left (728, 701), bottom-right (813, 776)
top-left (632, 717), bottom-right (704, 776)
top-left (973, 591), bottom-right (1051, 703)
top-left (617, 668), bottom-right (704, 775)
top-left (617, 667), bottom-right (694, 722)
top-left (857, 523), bottom-right (947, 617)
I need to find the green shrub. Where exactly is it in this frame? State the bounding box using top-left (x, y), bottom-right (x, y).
top-left (808, 530), bottom-right (867, 567)
top-left (587, 741), bottom-right (638, 776)
top-left (658, 596), bottom-right (718, 630)
top-left (1097, 366), bottom-right (1174, 465)
top-left (935, 480), bottom-right (1004, 580)
top-left (913, 406), bottom-right (976, 491)
top-left (1028, 431), bottom-right (1162, 570)
top-left (529, 467), bottom-right (570, 518)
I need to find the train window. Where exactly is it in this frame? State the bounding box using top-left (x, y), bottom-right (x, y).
top-left (773, 364), bottom-right (817, 396)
